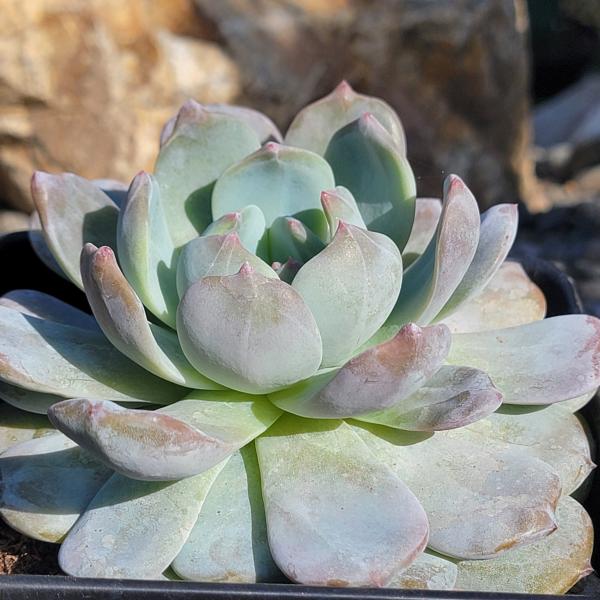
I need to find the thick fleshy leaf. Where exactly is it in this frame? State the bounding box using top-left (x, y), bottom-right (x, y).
top-left (455, 497), bottom-right (593, 594)
top-left (204, 104), bottom-right (282, 143)
top-left (172, 445), bottom-right (282, 583)
top-left (403, 198), bottom-right (442, 257)
top-left (117, 172), bottom-right (179, 328)
top-left (178, 264), bottom-right (322, 394)
top-left (177, 232), bottom-right (277, 298)
top-left (0, 306), bottom-right (185, 404)
top-left (436, 204), bottom-right (518, 320)
top-left (59, 462), bottom-right (226, 579)
top-left (81, 244), bottom-right (218, 389)
top-left (211, 143), bottom-right (335, 227)
top-left (447, 315), bottom-right (600, 404)
top-left (0, 381), bottom-right (69, 415)
top-left (256, 416), bottom-right (429, 586)
top-left (285, 80), bottom-right (406, 155)
top-left (270, 323), bottom-right (451, 418)
top-left (320, 187), bottom-right (366, 237)
top-left (388, 551), bottom-right (457, 591)
top-left (29, 212), bottom-right (66, 278)
top-left (155, 100), bottom-right (261, 247)
top-left (201, 205), bottom-right (267, 256)
top-left (49, 393), bottom-right (281, 481)
top-left (269, 216), bottom-right (325, 264)
top-left (0, 433), bottom-right (111, 542)
top-left (293, 222), bottom-right (402, 367)
top-left (560, 389), bottom-right (597, 412)
top-left (353, 423), bottom-right (561, 559)
top-left (324, 114), bottom-right (416, 250)
top-left (388, 175), bottom-right (480, 327)
top-left (356, 366), bottom-right (502, 432)
top-left (31, 172), bottom-right (119, 289)
top-left (0, 402), bottom-right (53, 452)
top-left (467, 404), bottom-right (594, 495)
top-left (439, 261), bottom-right (546, 333)
top-left (272, 258), bottom-right (302, 284)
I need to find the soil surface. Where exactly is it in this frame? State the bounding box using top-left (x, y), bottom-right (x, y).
top-left (0, 519), bottom-right (59, 575)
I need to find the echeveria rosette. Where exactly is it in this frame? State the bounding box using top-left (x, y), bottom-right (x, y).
top-left (0, 82), bottom-right (597, 594)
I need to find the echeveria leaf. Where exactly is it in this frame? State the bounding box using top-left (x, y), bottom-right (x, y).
top-left (324, 114), bottom-right (416, 250)
top-left (204, 104), bottom-right (282, 143)
top-left (320, 187), bottom-right (366, 237)
top-left (439, 261), bottom-right (546, 333)
top-left (81, 244), bottom-right (219, 389)
top-left (285, 81), bottom-right (406, 155)
top-left (448, 315), bottom-right (600, 404)
top-left (117, 172), bottom-right (179, 328)
top-left (48, 393), bottom-right (280, 481)
top-left (178, 264), bottom-right (322, 394)
top-left (0, 433), bottom-right (111, 543)
top-left (256, 416), bottom-right (428, 586)
top-left (559, 389), bottom-right (597, 412)
top-left (269, 216), bottom-right (325, 264)
top-left (272, 258), bottom-right (302, 284)
top-left (172, 445), bottom-right (282, 583)
top-left (211, 143), bottom-right (335, 227)
top-left (292, 209), bottom-right (330, 244)
top-left (29, 212), bottom-right (66, 278)
top-left (0, 402), bottom-right (53, 453)
top-left (31, 172), bottom-right (119, 289)
top-left (353, 423), bottom-right (561, 560)
top-left (155, 100), bottom-right (261, 247)
top-left (293, 223), bottom-right (402, 367)
top-left (0, 381), bottom-right (72, 415)
top-left (270, 323), bottom-right (451, 418)
top-left (455, 497), bottom-right (593, 594)
top-left (0, 305), bottom-right (185, 404)
top-left (356, 365), bottom-right (502, 432)
top-left (388, 551), bottom-right (457, 591)
top-left (59, 462), bottom-right (227, 578)
top-left (388, 175), bottom-right (480, 326)
top-left (403, 198), bottom-right (442, 257)
top-left (436, 204), bottom-right (518, 320)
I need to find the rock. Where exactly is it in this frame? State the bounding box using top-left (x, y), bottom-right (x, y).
top-left (195, 0), bottom-right (540, 209)
top-left (0, 0), bottom-right (240, 212)
top-left (0, 210), bottom-right (29, 235)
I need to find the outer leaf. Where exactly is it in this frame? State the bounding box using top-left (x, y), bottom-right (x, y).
top-left (293, 222), bottom-right (403, 367)
top-left (403, 198), bottom-right (442, 257)
top-left (559, 389), bottom-right (597, 412)
top-left (178, 264), bottom-right (322, 394)
top-left (0, 433), bottom-right (111, 542)
top-left (0, 381), bottom-right (72, 415)
top-left (0, 306), bottom-right (185, 404)
top-left (59, 462), bottom-right (227, 579)
top-left (29, 212), bottom-right (66, 278)
top-left (211, 143), bottom-right (335, 227)
top-left (353, 423), bottom-right (561, 560)
top-left (269, 217), bottom-right (325, 264)
top-left (270, 323), bottom-right (451, 418)
top-left (356, 365), bottom-right (502, 431)
top-left (285, 80), bottom-right (406, 155)
top-left (324, 114), bottom-right (416, 250)
top-left (320, 187), bottom-right (366, 237)
top-left (388, 551), bottom-right (457, 591)
top-left (155, 100), bottom-right (261, 247)
top-left (31, 172), bottom-right (119, 289)
top-left (455, 497), bottom-right (593, 594)
top-left (256, 416), bottom-right (428, 587)
top-left (439, 261), bottom-right (546, 333)
top-left (388, 175), bottom-right (480, 326)
top-left (172, 445), bottom-right (282, 583)
top-left (447, 315), bottom-right (600, 404)
top-left (81, 244), bottom-right (219, 389)
top-left (0, 402), bottom-right (53, 453)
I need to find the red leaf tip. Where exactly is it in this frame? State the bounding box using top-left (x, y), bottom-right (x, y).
top-left (238, 261), bottom-right (254, 276)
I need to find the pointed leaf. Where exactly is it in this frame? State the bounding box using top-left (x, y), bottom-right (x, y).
top-left (0, 306), bottom-right (185, 404)
top-left (269, 216), bottom-right (325, 264)
top-left (0, 402), bottom-right (53, 453)
top-left (212, 142), bottom-right (335, 227)
top-left (353, 423), bottom-right (562, 559)
top-left (270, 323), bottom-right (451, 418)
top-left (356, 365), bottom-right (502, 431)
top-left (173, 445), bottom-right (282, 583)
top-left (388, 175), bottom-right (480, 326)
top-left (0, 433), bottom-right (111, 542)
top-left (285, 80), bottom-right (406, 155)
top-left (59, 462), bottom-right (226, 579)
top-left (31, 172), bottom-right (119, 288)
top-left (320, 186), bottom-right (366, 237)
top-left (324, 114), bottom-right (416, 250)
top-left (293, 222), bottom-right (402, 366)
top-left (256, 416), bottom-right (428, 586)
top-left (178, 264), bottom-right (322, 394)
top-left (440, 261), bottom-right (547, 333)
top-left (455, 497), bottom-right (593, 594)
top-left (49, 393), bottom-right (281, 480)
top-left (448, 315), bottom-right (600, 404)
top-left (388, 551), bottom-right (457, 591)
top-left (155, 100), bottom-right (261, 247)
top-left (403, 198), bottom-right (442, 257)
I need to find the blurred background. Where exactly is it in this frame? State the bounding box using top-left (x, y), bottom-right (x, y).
top-left (1, 0), bottom-right (600, 308)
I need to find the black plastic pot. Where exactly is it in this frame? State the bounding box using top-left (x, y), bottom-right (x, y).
top-left (0, 231), bottom-right (599, 599)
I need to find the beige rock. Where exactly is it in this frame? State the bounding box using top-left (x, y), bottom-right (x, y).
top-left (0, 210), bottom-right (29, 234)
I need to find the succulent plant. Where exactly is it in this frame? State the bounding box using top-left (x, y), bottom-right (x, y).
top-left (0, 82), bottom-right (598, 593)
